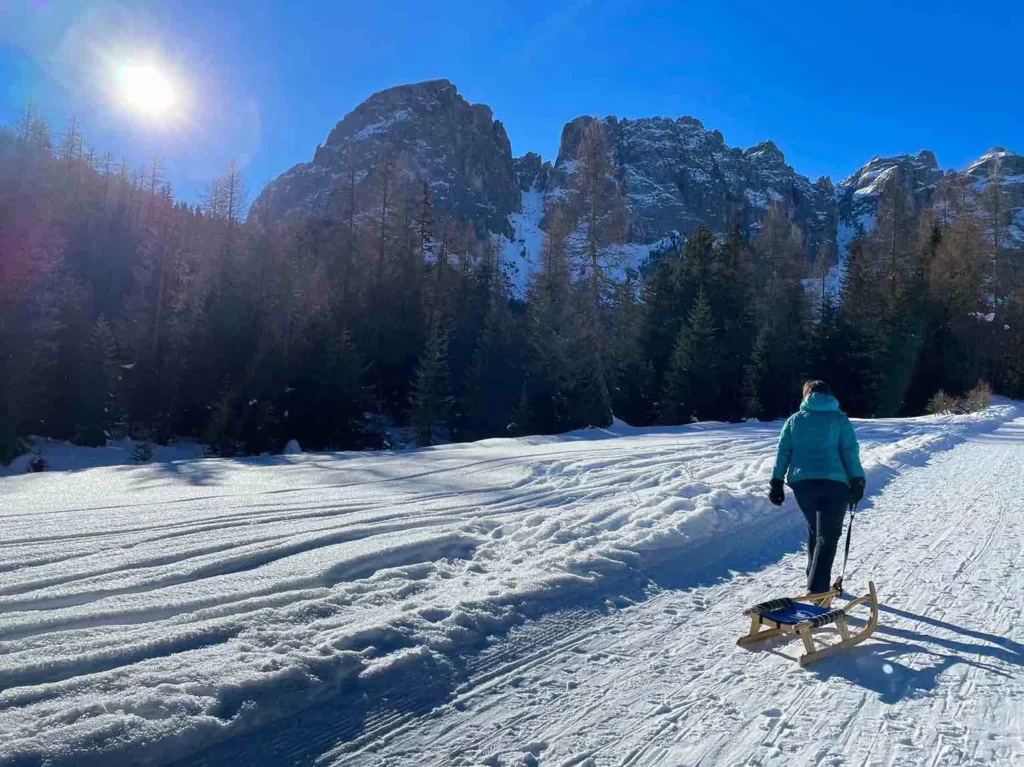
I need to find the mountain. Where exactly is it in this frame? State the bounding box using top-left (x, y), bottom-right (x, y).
top-left (250, 79), bottom-right (520, 236)
top-left (548, 115), bottom-right (836, 258)
top-left (834, 150), bottom-right (943, 240)
top-left (964, 147), bottom-right (1024, 244)
top-left (252, 79), bottom-right (1021, 279)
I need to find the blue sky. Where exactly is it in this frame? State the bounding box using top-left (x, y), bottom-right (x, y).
top-left (2, 0), bottom-right (1021, 204)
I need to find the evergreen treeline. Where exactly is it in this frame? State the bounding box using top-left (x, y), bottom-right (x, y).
top-left (2, 115), bottom-right (1021, 464)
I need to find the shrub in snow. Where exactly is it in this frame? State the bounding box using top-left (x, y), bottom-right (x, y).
top-left (927, 382), bottom-right (990, 417)
top-left (132, 441), bottom-right (155, 464)
top-left (26, 455), bottom-right (47, 473)
top-left (283, 439), bottom-right (302, 454)
top-left (964, 381), bottom-right (992, 413)
top-left (926, 391), bottom-right (958, 416)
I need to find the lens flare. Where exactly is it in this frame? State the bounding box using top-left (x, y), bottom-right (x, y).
top-left (116, 62), bottom-right (175, 117)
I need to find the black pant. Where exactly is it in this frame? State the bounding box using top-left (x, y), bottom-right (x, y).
top-left (791, 480), bottom-right (849, 594)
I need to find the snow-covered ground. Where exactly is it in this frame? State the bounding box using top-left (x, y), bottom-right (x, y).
top-left (1, 404), bottom-right (1022, 765)
top-left (1, 437), bottom-right (204, 477)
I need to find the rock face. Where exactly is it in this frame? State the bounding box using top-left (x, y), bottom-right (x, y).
top-left (549, 116), bottom-right (837, 257)
top-left (963, 148), bottom-right (1024, 245)
top-left (835, 150), bottom-right (943, 237)
top-left (251, 80), bottom-right (520, 235)
top-left (252, 79), bottom-right (1021, 274)
top-left (834, 147), bottom-right (1024, 248)
top-left (513, 151), bottom-right (551, 192)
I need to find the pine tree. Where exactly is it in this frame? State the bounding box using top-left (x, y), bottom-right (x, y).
top-left (607, 271), bottom-right (648, 425)
top-left (462, 248), bottom-right (520, 440)
top-left (980, 154), bottom-right (1011, 298)
top-left (562, 121), bottom-right (627, 422)
top-left (662, 290), bottom-right (718, 424)
top-left (712, 222), bottom-right (756, 421)
top-left (77, 315), bottom-right (120, 446)
top-left (410, 317), bottom-right (453, 446)
top-left (520, 206), bottom-right (575, 434)
top-left (746, 204), bottom-right (810, 418)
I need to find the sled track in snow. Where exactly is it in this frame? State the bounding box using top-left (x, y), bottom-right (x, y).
top-left (336, 416), bottom-right (1024, 767)
top-left (1, 406), bottom-right (1020, 765)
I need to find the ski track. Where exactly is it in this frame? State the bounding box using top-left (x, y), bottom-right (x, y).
top-left (0, 406), bottom-right (1021, 765)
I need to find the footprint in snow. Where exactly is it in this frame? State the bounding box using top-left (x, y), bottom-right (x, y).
top-left (762, 707), bottom-right (783, 718)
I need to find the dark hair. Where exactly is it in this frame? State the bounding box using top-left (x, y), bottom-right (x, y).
top-left (802, 380), bottom-right (831, 398)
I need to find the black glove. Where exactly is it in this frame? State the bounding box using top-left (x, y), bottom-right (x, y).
top-left (768, 478), bottom-right (785, 507)
top-left (848, 477), bottom-right (866, 504)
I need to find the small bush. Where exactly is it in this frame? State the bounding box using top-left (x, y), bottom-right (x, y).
top-left (964, 381), bottom-right (992, 413)
top-left (926, 390), bottom-right (958, 416)
top-left (26, 455), bottom-right (47, 473)
top-left (132, 440), bottom-right (155, 463)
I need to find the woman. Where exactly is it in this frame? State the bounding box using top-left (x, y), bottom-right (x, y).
top-left (769, 380), bottom-right (866, 594)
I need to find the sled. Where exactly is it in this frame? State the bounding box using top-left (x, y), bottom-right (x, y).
top-left (737, 581), bottom-right (878, 665)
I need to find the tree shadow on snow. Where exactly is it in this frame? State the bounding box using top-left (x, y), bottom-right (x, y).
top-left (804, 603), bottom-right (1021, 704)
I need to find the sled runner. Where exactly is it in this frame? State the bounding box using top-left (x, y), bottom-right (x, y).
top-left (737, 581), bottom-right (878, 665)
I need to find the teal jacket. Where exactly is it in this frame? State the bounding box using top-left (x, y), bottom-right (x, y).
top-left (772, 393), bottom-right (865, 486)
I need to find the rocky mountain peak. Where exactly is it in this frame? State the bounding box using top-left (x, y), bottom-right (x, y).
top-left (963, 146), bottom-right (1024, 245)
top-left (915, 149), bottom-right (939, 168)
top-left (547, 114), bottom-right (831, 255)
top-left (252, 79), bottom-right (519, 235)
top-left (514, 152), bottom-right (551, 192)
top-left (967, 146), bottom-right (1024, 177)
top-left (251, 79), bottom-right (1021, 283)
top-left (744, 140), bottom-right (786, 167)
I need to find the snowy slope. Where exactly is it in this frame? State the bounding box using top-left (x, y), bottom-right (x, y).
top-left (0, 404), bottom-right (1020, 765)
top-left (495, 187), bottom-right (668, 294)
top-left (498, 187), bottom-right (545, 294)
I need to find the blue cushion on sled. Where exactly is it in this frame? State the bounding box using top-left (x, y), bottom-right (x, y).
top-left (760, 601), bottom-right (831, 625)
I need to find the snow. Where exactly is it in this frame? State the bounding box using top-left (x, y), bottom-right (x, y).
top-left (1, 403), bottom-right (1022, 765)
top-left (353, 109), bottom-right (411, 140)
top-left (836, 212), bottom-right (875, 253)
top-left (496, 189), bottom-right (670, 295)
top-left (853, 165), bottom-right (896, 196)
top-left (1, 437), bottom-right (204, 476)
top-left (965, 147), bottom-right (1020, 174)
top-left (744, 188), bottom-right (769, 209)
top-left (497, 187), bottom-right (546, 295)
top-left (1011, 208), bottom-right (1024, 244)
top-left (282, 439), bottom-right (302, 455)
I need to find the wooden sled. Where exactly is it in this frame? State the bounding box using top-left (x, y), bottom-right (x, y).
top-left (737, 581), bottom-right (878, 665)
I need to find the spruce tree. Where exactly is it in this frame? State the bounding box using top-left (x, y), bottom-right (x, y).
top-left (607, 271), bottom-right (648, 425)
top-left (711, 222), bottom-right (756, 421)
top-left (410, 316), bottom-right (453, 446)
top-left (520, 206), bottom-right (575, 434)
top-left (76, 315), bottom-right (120, 446)
top-left (662, 290), bottom-right (718, 424)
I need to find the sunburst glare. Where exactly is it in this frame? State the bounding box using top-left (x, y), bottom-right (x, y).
top-left (115, 61), bottom-right (176, 118)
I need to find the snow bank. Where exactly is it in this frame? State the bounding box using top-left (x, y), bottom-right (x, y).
top-left (0, 437), bottom-right (204, 476)
top-left (0, 403), bottom-right (1017, 763)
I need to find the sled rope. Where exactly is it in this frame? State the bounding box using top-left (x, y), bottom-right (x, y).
top-left (833, 502), bottom-right (857, 593)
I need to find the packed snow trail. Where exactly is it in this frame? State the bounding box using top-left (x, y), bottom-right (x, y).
top-left (324, 413), bottom-right (1024, 767)
top-left (0, 406), bottom-right (1019, 765)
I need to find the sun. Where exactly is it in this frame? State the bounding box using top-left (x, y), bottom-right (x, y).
top-left (116, 61), bottom-right (176, 118)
